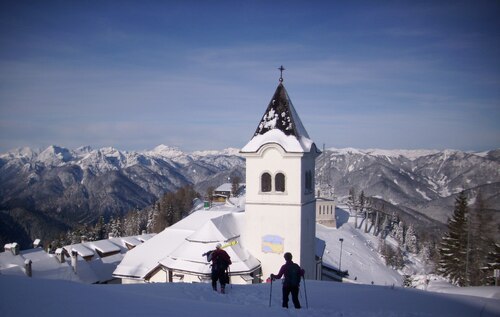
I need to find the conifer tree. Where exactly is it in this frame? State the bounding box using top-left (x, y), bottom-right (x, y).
top-left (419, 245), bottom-right (432, 270)
top-left (484, 243), bottom-right (500, 285)
top-left (123, 210), bottom-right (140, 236)
top-left (405, 223), bottom-right (418, 253)
top-left (231, 176), bottom-right (241, 197)
top-left (359, 191), bottom-right (369, 233)
top-left (394, 221), bottom-right (405, 247)
top-left (146, 207), bottom-right (155, 233)
top-left (108, 217), bottom-right (123, 238)
top-left (151, 202), bottom-right (166, 233)
top-left (468, 191), bottom-right (497, 285)
top-left (438, 191), bottom-right (469, 286)
top-left (206, 186), bottom-right (215, 202)
top-left (381, 215), bottom-right (391, 238)
top-left (93, 216), bottom-right (106, 240)
top-left (347, 187), bottom-right (358, 227)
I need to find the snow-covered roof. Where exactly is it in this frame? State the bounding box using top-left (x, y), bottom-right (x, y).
top-left (64, 244), bottom-right (95, 258)
top-left (120, 236), bottom-right (143, 248)
top-left (114, 207), bottom-right (260, 280)
top-left (241, 83), bottom-right (316, 154)
top-left (0, 247), bottom-right (86, 282)
top-left (214, 183), bottom-right (232, 192)
top-left (85, 239), bottom-right (121, 254)
top-left (316, 238), bottom-right (326, 259)
top-left (136, 233), bottom-right (155, 242)
top-left (186, 213), bottom-right (240, 243)
top-left (0, 233), bottom-right (156, 284)
top-left (160, 238), bottom-right (260, 276)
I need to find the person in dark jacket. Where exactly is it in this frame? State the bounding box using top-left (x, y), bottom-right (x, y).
top-left (270, 252), bottom-right (305, 309)
top-left (209, 243), bottom-right (231, 293)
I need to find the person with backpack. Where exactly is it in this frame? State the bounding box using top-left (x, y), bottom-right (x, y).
top-left (270, 252), bottom-right (304, 309)
top-left (208, 243), bottom-right (231, 293)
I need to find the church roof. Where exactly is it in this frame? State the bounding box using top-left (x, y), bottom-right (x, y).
top-left (241, 83), bottom-right (315, 153)
top-left (112, 206), bottom-right (261, 280)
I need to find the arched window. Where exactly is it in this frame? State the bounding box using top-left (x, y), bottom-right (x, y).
top-left (275, 173), bottom-right (285, 192)
top-left (305, 170), bottom-right (312, 192)
top-left (261, 173), bottom-right (271, 192)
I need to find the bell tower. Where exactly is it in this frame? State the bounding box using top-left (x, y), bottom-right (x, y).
top-left (241, 68), bottom-right (320, 280)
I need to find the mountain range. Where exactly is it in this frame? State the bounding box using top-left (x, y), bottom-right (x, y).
top-left (1, 145), bottom-right (498, 248)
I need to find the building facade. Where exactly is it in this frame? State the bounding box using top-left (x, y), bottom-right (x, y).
top-left (241, 81), bottom-right (320, 280)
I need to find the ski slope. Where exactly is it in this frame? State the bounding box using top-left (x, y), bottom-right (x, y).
top-left (1, 274), bottom-right (499, 317)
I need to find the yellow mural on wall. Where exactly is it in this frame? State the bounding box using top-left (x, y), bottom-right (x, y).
top-left (262, 235), bottom-right (284, 254)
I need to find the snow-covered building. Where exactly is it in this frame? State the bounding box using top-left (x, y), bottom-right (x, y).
top-left (0, 234), bottom-right (154, 284)
top-left (213, 182), bottom-right (245, 202)
top-left (316, 197), bottom-right (336, 227)
top-left (114, 204), bottom-right (261, 284)
top-left (114, 73), bottom-right (322, 284)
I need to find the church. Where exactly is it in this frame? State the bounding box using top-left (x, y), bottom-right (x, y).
top-left (113, 69), bottom-right (323, 284)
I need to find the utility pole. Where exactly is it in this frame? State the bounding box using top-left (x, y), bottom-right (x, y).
top-left (339, 238), bottom-right (344, 273)
top-left (465, 212), bottom-right (471, 286)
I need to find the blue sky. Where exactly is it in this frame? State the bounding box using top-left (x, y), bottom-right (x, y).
top-left (0, 1), bottom-right (499, 153)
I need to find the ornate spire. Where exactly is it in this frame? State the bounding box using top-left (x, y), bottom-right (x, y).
top-left (278, 65), bottom-right (285, 83)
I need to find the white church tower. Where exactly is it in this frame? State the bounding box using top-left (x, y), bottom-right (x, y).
top-left (241, 68), bottom-right (320, 280)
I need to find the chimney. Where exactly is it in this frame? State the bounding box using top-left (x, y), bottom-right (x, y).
top-left (71, 250), bottom-right (78, 273)
top-left (80, 235), bottom-right (88, 243)
top-left (11, 242), bottom-right (19, 255)
top-left (55, 248), bottom-right (65, 263)
top-left (33, 239), bottom-right (41, 249)
top-left (141, 230), bottom-right (146, 235)
top-left (24, 259), bottom-right (32, 277)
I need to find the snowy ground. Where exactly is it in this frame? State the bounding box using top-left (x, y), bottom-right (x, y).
top-left (1, 274), bottom-right (499, 317)
top-left (317, 207), bottom-right (403, 286)
top-left (2, 204), bottom-right (498, 316)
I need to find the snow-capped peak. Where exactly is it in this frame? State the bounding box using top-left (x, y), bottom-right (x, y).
top-left (148, 144), bottom-right (185, 159)
top-left (192, 148), bottom-right (242, 157)
top-left (327, 148), bottom-right (443, 161)
top-left (36, 145), bottom-right (73, 166)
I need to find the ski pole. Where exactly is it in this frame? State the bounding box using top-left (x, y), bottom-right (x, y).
top-left (302, 276), bottom-right (308, 309)
top-left (269, 278), bottom-right (273, 307)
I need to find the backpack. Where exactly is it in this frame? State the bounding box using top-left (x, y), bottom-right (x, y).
top-left (215, 257), bottom-right (227, 271)
top-left (213, 250), bottom-right (230, 272)
top-left (285, 263), bottom-right (301, 287)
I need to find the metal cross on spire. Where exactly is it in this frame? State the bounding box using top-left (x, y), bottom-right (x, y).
top-left (278, 65), bottom-right (285, 82)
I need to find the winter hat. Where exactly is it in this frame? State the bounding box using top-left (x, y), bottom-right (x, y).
top-left (216, 243), bottom-right (222, 249)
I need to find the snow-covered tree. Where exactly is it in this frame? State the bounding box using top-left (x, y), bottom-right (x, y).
top-left (468, 191), bottom-right (497, 285)
top-left (438, 191), bottom-right (469, 286)
top-left (405, 224), bottom-right (418, 253)
top-left (394, 221), bottom-right (405, 247)
top-left (419, 245), bottom-right (432, 270)
top-left (108, 217), bottom-right (123, 238)
top-left (381, 215), bottom-right (391, 238)
top-left (92, 216), bottom-right (107, 240)
top-left (484, 243), bottom-right (500, 285)
top-left (347, 187), bottom-right (358, 227)
top-left (123, 211), bottom-right (140, 236)
top-left (231, 176), bottom-right (241, 197)
top-left (379, 239), bottom-right (404, 269)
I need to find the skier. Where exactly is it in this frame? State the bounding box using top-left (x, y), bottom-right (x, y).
top-left (270, 252), bottom-right (304, 309)
top-left (208, 243), bottom-right (231, 293)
